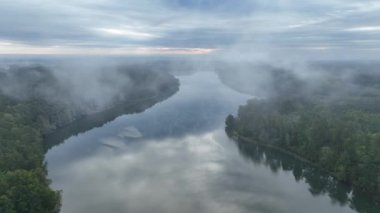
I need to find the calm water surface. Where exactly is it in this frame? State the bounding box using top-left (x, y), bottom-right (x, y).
top-left (46, 71), bottom-right (375, 213)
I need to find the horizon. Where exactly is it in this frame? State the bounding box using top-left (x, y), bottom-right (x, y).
top-left (1, 0), bottom-right (380, 59)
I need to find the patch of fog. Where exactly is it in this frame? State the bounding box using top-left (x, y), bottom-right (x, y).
top-left (118, 126), bottom-right (143, 139)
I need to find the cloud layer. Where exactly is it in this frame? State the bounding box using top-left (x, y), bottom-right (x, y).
top-left (1, 0), bottom-right (380, 56)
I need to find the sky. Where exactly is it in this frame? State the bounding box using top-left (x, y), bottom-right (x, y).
top-left (1, 0), bottom-right (380, 57)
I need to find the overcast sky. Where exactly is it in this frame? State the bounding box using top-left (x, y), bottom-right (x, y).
top-left (1, 0), bottom-right (380, 57)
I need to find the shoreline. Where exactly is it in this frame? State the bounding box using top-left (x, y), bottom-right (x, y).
top-left (42, 84), bottom-right (178, 149)
top-left (0, 72), bottom-right (179, 212)
top-left (236, 134), bottom-right (318, 167)
top-left (231, 131), bottom-right (380, 203)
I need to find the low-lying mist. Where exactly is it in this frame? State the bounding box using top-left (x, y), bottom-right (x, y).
top-left (0, 60), bottom-right (178, 113)
top-left (215, 59), bottom-right (380, 106)
top-left (2, 56), bottom-right (380, 115)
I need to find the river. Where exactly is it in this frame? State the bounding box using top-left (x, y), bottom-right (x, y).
top-left (45, 70), bottom-right (378, 213)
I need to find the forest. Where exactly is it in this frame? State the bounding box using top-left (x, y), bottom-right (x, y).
top-left (0, 94), bottom-right (61, 212)
top-left (226, 64), bottom-right (380, 200)
top-left (0, 64), bottom-right (179, 212)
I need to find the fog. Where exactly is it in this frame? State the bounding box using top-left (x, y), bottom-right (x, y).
top-left (2, 55), bottom-right (380, 110)
top-left (2, 54), bottom-right (380, 213)
top-left (44, 70), bottom-right (362, 213)
top-left (0, 58), bottom-right (180, 116)
top-left (2, 1), bottom-right (380, 213)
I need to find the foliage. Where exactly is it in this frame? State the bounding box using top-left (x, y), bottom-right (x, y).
top-left (0, 94), bottom-right (61, 212)
top-left (227, 96), bottom-right (380, 196)
top-left (0, 64), bottom-right (180, 212)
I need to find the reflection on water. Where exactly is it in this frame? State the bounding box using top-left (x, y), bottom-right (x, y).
top-left (43, 80), bottom-right (178, 151)
top-left (235, 141), bottom-right (380, 213)
top-left (46, 71), bottom-right (377, 213)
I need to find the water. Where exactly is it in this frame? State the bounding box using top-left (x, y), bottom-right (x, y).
top-left (46, 71), bottom-right (377, 213)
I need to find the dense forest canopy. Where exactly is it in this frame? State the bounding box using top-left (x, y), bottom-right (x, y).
top-left (226, 62), bottom-right (380, 201)
top-left (0, 64), bottom-right (179, 212)
top-left (0, 93), bottom-right (61, 213)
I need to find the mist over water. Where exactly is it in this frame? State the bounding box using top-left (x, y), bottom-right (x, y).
top-left (2, 1), bottom-right (380, 212)
top-left (45, 70), bottom-right (363, 213)
top-left (2, 56), bottom-right (380, 213)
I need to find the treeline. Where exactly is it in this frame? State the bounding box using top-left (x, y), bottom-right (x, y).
top-left (0, 64), bottom-right (180, 134)
top-left (226, 66), bottom-right (380, 199)
top-left (0, 94), bottom-right (61, 212)
top-left (0, 64), bottom-right (179, 212)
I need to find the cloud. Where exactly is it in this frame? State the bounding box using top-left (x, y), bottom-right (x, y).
top-left (345, 26), bottom-right (380, 32)
top-left (0, 41), bottom-right (216, 55)
top-left (95, 28), bottom-right (160, 40)
top-left (0, 0), bottom-right (380, 57)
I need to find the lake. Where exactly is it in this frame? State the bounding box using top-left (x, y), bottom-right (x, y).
top-left (46, 71), bottom-right (378, 213)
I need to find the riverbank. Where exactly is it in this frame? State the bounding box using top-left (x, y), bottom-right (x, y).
top-left (233, 132), bottom-right (380, 204)
top-left (0, 95), bottom-right (62, 212)
top-left (43, 84), bottom-right (179, 150)
top-left (0, 66), bottom-right (179, 213)
top-left (234, 133), bottom-right (317, 167)
top-left (226, 97), bottom-right (380, 202)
